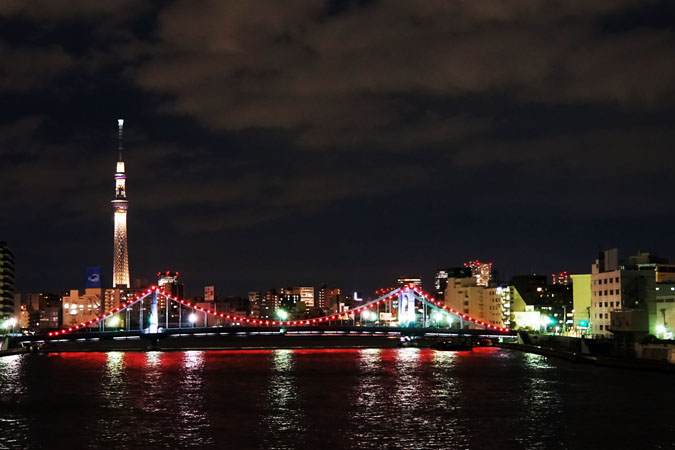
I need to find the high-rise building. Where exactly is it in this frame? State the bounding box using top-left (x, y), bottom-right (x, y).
top-left (248, 289), bottom-right (281, 319)
top-left (434, 267), bottom-right (472, 300)
top-left (588, 249), bottom-right (675, 338)
top-left (112, 119), bottom-right (130, 289)
top-left (464, 260), bottom-right (492, 287)
top-left (552, 271), bottom-right (571, 285)
top-left (248, 291), bottom-right (261, 318)
top-left (157, 271), bottom-right (184, 298)
top-left (0, 242), bottom-right (15, 322)
top-left (291, 286), bottom-right (314, 308)
top-left (317, 284), bottom-right (341, 311)
top-left (30, 293), bottom-right (61, 331)
top-left (444, 276), bottom-right (504, 327)
top-left (157, 270), bottom-right (184, 314)
top-left (263, 289), bottom-right (280, 319)
top-left (279, 288), bottom-right (301, 312)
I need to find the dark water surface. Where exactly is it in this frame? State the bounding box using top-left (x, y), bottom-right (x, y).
top-left (0, 348), bottom-right (672, 450)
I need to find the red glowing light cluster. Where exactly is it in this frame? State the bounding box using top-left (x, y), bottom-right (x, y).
top-left (47, 284), bottom-right (510, 338)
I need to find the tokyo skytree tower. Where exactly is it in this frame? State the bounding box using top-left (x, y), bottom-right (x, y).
top-left (111, 119), bottom-right (130, 288)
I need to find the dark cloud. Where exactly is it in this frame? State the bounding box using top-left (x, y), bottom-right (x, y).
top-left (131, 0), bottom-right (675, 147)
top-left (0, 43), bottom-right (72, 91)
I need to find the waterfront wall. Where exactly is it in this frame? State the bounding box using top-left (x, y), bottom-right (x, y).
top-left (34, 334), bottom-right (403, 353)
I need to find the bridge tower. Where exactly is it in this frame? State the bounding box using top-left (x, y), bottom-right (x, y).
top-left (112, 119), bottom-right (130, 289)
top-left (149, 288), bottom-right (159, 333)
top-left (398, 289), bottom-right (416, 326)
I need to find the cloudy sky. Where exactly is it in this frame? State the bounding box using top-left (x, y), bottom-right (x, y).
top-left (1, 0), bottom-right (674, 295)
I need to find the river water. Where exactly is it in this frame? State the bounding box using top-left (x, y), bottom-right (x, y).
top-left (0, 348), bottom-right (672, 450)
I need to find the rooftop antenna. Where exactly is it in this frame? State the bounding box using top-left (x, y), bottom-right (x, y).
top-left (117, 119), bottom-right (124, 161)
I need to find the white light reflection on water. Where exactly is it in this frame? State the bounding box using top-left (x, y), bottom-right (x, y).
top-left (101, 352), bottom-right (125, 408)
top-left (353, 348), bottom-right (383, 412)
top-left (390, 348), bottom-right (445, 449)
top-left (260, 349), bottom-right (306, 449)
top-left (430, 350), bottom-right (471, 448)
top-left (348, 348), bottom-right (476, 449)
top-left (92, 351), bottom-right (128, 447)
top-left (347, 348), bottom-right (391, 448)
top-left (146, 350), bottom-right (161, 368)
top-left (175, 351), bottom-right (213, 448)
top-left (0, 354), bottom-right (30, 449)
top-left (0, 354), bottom-right (25, 395)
top-left (137, 351), bottom-right (166, 417)
top-left (515, 352), bottom-right (565, 449)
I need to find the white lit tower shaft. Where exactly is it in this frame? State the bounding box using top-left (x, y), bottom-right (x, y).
top-left (112, 119), bottom-right (130, 289)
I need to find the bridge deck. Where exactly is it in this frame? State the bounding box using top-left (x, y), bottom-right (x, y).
top-left (12, 326), bottom-right (515, 352)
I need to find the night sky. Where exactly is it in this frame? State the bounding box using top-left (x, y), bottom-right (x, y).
top-left (2, 1), bottom-right (675, 296)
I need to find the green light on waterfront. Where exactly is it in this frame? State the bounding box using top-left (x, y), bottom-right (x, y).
top-left (541, 316), bottom-right (556, 327)
top-left (277, 310), bottom-right (288, 320)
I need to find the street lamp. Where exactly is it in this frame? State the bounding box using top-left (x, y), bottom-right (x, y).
top-left (188, 313), bottom-right (197, 327)
top-left (107, 315), bottom-right (120, 329)
top-left (361, 309), bottom-right (375, 324)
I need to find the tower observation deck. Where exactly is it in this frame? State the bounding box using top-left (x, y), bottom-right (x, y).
top-left (112, 119), bottom-right (130, 288)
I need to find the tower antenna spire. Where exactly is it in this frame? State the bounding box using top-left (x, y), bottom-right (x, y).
top-left (117, 119), bottom-right (124, 161)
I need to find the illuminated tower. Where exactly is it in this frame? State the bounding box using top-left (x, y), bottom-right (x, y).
top-left (112, 119), bottom-right (130, 288)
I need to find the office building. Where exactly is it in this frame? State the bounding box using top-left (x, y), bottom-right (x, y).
top-left (63, 288), bottom-right (103, 327)
top-left (589, 249), bottom-right (675, 338)
top-left (464, 260), bottom-right (492, 287)
top-left (292, 286), bottom-right (314, 308)
top-left (158, 271), bottom-right (184, 298)
top-left (248, 291), bottom-right (261, 318)
top-left (444, 277), bottom-right (504, 327)
top-left (397, 276), bottom-right (422, 289)
top-left (654, 282), bottom-right (675, 339)
top-left (552, 271), bottom-right (571, 285)
top-left (571, 274), bottom-right (591, 332)
top-left (434, 267), bottom-right (472, 300)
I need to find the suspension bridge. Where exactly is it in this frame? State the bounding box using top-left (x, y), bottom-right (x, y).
top-left (10, 285), bottom-right (515, 350)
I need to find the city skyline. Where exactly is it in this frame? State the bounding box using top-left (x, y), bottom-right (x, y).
top-left (1, 1), bottom-right (675, 295)
top-left (2, 4), bottom-right (674, 450)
